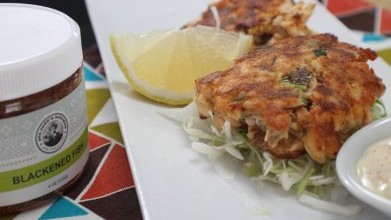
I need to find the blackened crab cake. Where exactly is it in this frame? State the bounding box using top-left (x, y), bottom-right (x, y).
top-left (194, 34), bottom-right (385, 164)
top-left (187, 0), bottom-right (315, 45)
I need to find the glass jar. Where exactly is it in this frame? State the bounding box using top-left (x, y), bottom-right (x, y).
top-left (0, 4), bottom-right (89, 215)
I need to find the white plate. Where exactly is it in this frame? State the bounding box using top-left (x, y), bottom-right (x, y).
top-left (85, 0), bottom-right (391, 219)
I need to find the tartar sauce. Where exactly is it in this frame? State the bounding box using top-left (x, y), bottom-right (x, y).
top-left (356, 137), bottom-right (391, 199)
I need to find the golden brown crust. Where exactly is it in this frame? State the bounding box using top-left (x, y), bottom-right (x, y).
top-left (194, 34), bottom-right (385, 163)
top-left (187, 0), bottom-right (314, 45)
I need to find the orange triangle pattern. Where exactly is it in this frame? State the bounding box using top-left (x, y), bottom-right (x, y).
top-left (380, 9), bottom-right (391, 34)
top-left (88, 132), bottom-right (111, 150)
top-left (326, 0), bottom-right (374, 16)
top-left (80, 144), bottom-right (134, 201)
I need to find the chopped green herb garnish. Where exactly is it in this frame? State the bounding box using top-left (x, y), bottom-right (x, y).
top-left (314, 49), bottom-right (327, 57)
top-left (234, 91), bottom-right (247, 101)
top-left (282, 82), bottom-right (307, 91)
top-left (281, 68), bottom-right (312, 86)
top-left (301, 96), bottom-right (309, 105)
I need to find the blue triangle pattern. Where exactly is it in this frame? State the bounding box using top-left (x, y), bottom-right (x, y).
top-left (362, 33), bottom-right (386, 42)
top-left (39, 197), bottom-right (88, 219)
top-left (84, 65), bottom-right (103, 81)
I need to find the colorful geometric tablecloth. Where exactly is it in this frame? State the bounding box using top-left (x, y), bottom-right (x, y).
top-left (2, 0), bottom-right (390, 219)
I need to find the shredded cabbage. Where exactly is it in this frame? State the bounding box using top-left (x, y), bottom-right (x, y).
top-left (183, 115), bottom-right (338, 200)
top-left (183, 116), bottom-right (337, 196)
top-left (180, 99), bottom-right (387, 216)
top-left (210, 6), bottom-right (221, 29)
top-left (371, 99), bottom-right (387, 120)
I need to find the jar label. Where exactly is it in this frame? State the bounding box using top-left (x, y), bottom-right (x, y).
top-left (0, 80), bottom-right (88, 206)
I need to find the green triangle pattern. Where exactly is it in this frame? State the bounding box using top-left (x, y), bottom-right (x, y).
top-left (378, 49), bottom-right (391, 66)
top-left (90, 122), bottom-right (124, 145)
top-left (86, 88), bottom-right (111, 125)
top-left (0, 215), bottom-right (17, 220)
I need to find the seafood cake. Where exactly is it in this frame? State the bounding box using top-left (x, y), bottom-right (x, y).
top-left (194, 34), bottom-right (385, 163)
top-left (187, 0), bottom-right (314, 45)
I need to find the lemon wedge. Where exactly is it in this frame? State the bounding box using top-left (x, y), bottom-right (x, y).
top-left (110, 26), bottom-right (253, 105)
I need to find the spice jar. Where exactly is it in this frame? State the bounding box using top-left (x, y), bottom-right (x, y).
top-left (0, 4), bottom-right (89, 215)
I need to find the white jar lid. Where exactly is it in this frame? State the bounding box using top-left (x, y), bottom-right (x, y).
top-left (0, 4), bottom-right (83, 102)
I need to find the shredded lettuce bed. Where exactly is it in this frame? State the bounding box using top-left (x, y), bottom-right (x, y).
top-left (183, 116), bottom-right (336, 198)
top-left (181, 99), bottom-right (387, 216)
